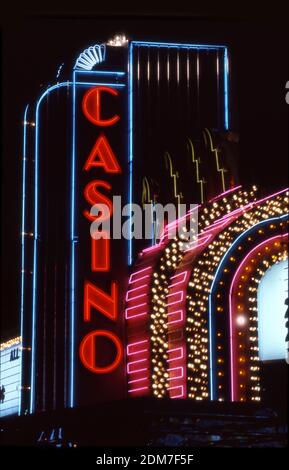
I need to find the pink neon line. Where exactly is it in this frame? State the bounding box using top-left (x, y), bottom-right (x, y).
top-left (129, 266), bottom-right (152, 284)
top-left (125, 302), bottom-right (147, 320)
top-left (157, 204), bottom-right (202, 242)
top-left (128, 386), bottom-right (149, 393)
top-left (168, 366), bottom-right (184, 379)
top-left (126, 311), bottom-right (147, 320)
top-left (166, 291), bottom-right (183, 307)
top-left (167, 347), bottom-right (184, 362)
top-left (127, 358), bottom-right (148, 374)
top-left (170, 271), bottom-right (186, 281)
top-left (168, 385), bottom-right (184, 398)
top-left (165, 205), bottom-right (201, 232)
top-left (126, 292), bottom-right (147, 302)
top-left (254, 187), bottom-right (288, 206)
top-left (127, 339), bottom-right (148, 347)
top-left (128, 358), bottom-right (148, 365)
top-left (127, 339), bottom-right (148, 356)
top-left (185, 188), bottom-right (288, 257)
top-left (188, 204), bottom-right (202, 214)
top-left (184, 233), bottom-right (212, 253)
top-left (169, 271), bottom-right (188, 288)
top-left (127, 348), bottom-right (148, 356)
top-left (127, 284), bottom-right (147, 294)
top-left (128, 377), bottom-right (148, 384)
top-left (125, 302), bottom-right (147, 312)
top-left (223, 187), bottom-right (289, 224)
top-left (130, 274), bottom-right (150, 284)
top-left (228, 233), bottom-right (288, 401)
top-left (127, 367), bottom-right (147, 374)
top-left (203, 216), bottom-right (232, 232)
top-left (167, 309), bottom-right (183, 324)
top-left (209, 185), bottom-right (242, 203)
top-left (142, 242), bottom-right (163, 253)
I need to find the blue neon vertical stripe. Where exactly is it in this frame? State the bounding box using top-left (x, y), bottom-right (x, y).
top-left (30, 99), bottom-right (40, 414)
top-left (19, 104), bottom-right (29, 416)
top-left (31, 82), bottom-right (73, 414)
top-left (224, 48), bottom-right (229, 130)
top-left (208, 293), bottom-right (215, 401)
top-left (128, 43), bottom-right (134, 265)
top-left (70, 71), bottom-right (76, 408)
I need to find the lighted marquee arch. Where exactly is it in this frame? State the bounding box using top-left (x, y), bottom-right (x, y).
top-left (228, 236), bottom-right (288, 402)
top-left (125, 186), bottom-right (253, 397)
top-left (125, 187), bottom-right (289, 402)
top-left (209, 224), bottom-right (288, 402)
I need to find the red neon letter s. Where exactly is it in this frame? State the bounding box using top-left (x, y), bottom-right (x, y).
top-left (83, 181), bottom-right (112, 272)
top-left (79, 330), bottom-right (123, 374)
top-left (84, 281), bottom-right (118, 322)
top-left (82, 86), bottom-right (120, 127)
top-left (83, 180), bottom-right (113, 221)
top-left (83, 134), bottom-right (121, 173)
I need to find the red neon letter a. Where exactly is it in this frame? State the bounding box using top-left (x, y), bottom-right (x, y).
top-left (83, 133), bottom-right (121, 173)
top-left (84, 281), bottom-right (118, 322)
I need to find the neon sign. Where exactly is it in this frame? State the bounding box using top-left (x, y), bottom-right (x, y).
top-left (79, 86), bottom-right (123, 374)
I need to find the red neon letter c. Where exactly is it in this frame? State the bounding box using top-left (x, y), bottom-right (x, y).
top-left (82, 86), bottom-right (120, 127)
top-left (79, 330), bottom-right (123, 374)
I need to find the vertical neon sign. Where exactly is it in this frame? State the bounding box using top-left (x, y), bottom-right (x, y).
top-left (70, 60), bottom-right (126, 407)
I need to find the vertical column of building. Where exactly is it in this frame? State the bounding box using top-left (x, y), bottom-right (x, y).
top-left (20, 108), bottom-right (35, 414)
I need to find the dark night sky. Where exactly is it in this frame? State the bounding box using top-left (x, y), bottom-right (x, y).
top-left (1, 6), bottom-right (288, 338)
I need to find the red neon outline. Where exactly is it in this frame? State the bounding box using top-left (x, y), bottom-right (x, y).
top-left (83, 180), bottom-right (112, 221)
top-left (82, 86), bottom-right (120, 127)
top-left (83, 133), bottom-right (122, 173)
top-left (84, 281), bottom-right (118, 322)
top-left (91, 237), bottom-right (110, 272)
top-left (79, 330), bottom-right (123, 374)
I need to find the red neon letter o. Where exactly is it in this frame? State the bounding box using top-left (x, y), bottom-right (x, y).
top-left (79, 330), bottom-right (123, 374)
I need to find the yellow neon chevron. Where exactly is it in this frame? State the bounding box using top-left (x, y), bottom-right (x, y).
top-left (164, 152), bottom-right (183, 205)
top-left (142, 176), bottom-right (153, 206)
top-left (187, 138), bottom-right (205, 203)
top-left (142, 176), bottom-right (157, 243)
top-left (203, 128), bottom-right (227, 192)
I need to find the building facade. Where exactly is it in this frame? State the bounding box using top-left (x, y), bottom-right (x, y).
top-left (2, 35), bottom-right (287, 420)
